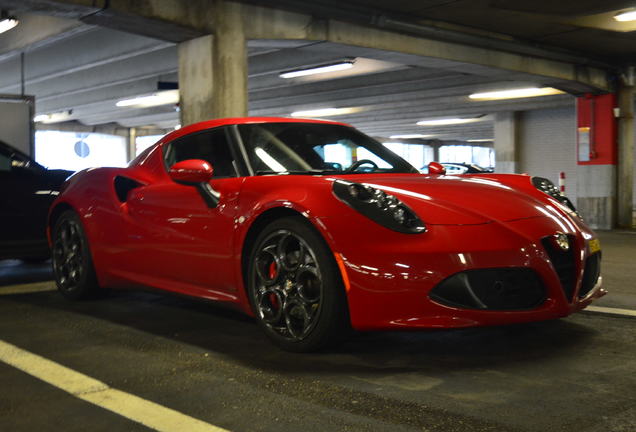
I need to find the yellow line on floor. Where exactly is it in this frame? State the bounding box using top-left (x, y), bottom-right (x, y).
top-left (585, 305), bottom-right (636, 317)
top-left (0, 340), bottom-right (230, 432)
top-left (0, 282), bottom-right (56, 295)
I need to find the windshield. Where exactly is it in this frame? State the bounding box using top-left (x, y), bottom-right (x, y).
top-left (237, 123), bottom-right (418, 175)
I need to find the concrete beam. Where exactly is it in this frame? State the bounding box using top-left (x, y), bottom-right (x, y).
top-left (0, 14), bottom-right (87, 61)
top-left (322, 21), bottom-right (610, 93)
top-left (31, 0), bottom-right (612, 92)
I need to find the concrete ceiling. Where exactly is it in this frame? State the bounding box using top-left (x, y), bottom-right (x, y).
top-left (2, 0), bottom-right (624, 141)
top-left (248, 0), bottom-right (636, 62)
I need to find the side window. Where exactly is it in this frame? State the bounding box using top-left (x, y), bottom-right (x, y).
top-left (164, 128), bottom-right (238, 178)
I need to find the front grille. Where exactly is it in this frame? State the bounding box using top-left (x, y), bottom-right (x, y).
top-left (541, 235), bottom-right (577, 301)
top-left (430, 268), bottom-right (546, 310)
top-left (579, 252), bottom-right (601, 298)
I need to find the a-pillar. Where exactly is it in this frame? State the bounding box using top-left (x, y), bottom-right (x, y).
top-left (494, 112), bottom-right (518, 173)
top-left (177, 0), bottom-right (248, 126)
top-left (617, 77), bottom-right (635, 228)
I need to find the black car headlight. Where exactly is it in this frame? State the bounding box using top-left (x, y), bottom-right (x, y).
top-left (332, 180), bottom-right (426, 234)
top-left (531, 176), bottom-right (577, 213)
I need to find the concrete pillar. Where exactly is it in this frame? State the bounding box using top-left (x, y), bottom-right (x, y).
top-left (617, 79), bottom-right (635, 228)
top-left (494, 112), bottom-right (518, 173)
top-left (127, 127), bottom-right (137, 162)
top-left (432, 144), bottom-right (440, 162)
top-left (178, 1), bottom-right (248, 126)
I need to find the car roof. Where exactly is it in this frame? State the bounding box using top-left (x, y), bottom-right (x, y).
top-left (160, 116), bottom-right (352, 145)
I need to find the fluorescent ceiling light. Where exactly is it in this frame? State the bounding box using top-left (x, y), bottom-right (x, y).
top-left (291, 107), bottom-right (357, 117)
top-left (116, 90), bottom-right (179, 108)
top-left (467, 139), bottom-right (494, 143)
top-left (469, 87), bottom-right (564, 101)
top-left (33, 110), bottom-right (73, 124)
top-left (389, 134), bottom-right (434, 139)
top-left (0, 16), bottom-right (18, 34)
top-left (614, 10), bottom-right (636, 21)
top-left (417, 117), bottom-right (482, 126)
top-left (280, 60), bottom-right (355, 79)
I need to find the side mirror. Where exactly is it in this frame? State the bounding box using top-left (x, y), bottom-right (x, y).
top-left (428, 162), bottom-right (446, 175)
top-left (169, 159), bottom-right (213, 184)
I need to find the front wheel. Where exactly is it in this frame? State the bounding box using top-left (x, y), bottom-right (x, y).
top-left (52, 210), bottom-right (100, 300)
top-left (247, 217), bottom-right (350, 352)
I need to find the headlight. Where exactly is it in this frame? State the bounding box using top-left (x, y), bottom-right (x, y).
top-left (531, 176), bottom-right (578, 213)
top-left (332, 180), bottom-right (426, 234)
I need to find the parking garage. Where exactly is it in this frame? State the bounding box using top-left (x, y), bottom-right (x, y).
top-left (0, 1), bottom-right (635, 431)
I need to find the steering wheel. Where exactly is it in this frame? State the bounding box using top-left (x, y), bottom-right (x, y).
top-left (345, 159), bottom-right (379, 173)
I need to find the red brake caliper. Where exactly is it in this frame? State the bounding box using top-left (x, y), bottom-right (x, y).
top-left (268, 261), bottom-right (280, 309)
top-left (268, 261), bottom-right (277, 280)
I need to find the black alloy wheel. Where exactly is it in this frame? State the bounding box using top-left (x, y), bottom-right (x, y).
top-left (52, 210), bottom-right (100, 300)
top-left (247, 217), bottom-right (350, 352)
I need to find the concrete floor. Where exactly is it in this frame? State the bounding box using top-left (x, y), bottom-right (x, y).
top-left (0, 230), bottom-right (635, 432)
top-left (592, 230), bottom-right (636, 309)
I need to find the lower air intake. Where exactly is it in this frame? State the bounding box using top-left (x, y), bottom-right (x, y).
top-left (541, 235), bottom-right (576, 301)
top-left (579, 253), bottom-right (601, 298)
top-left (430, 268), bottom-right (546, 310)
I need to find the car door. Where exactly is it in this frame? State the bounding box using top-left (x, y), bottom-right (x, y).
top-left (122, 127), bottom-right (244, 298)
top-left (0, 144), bottom-right (53, 256)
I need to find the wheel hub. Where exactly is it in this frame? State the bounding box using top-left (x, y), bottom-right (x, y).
top-left (253, 230), bottom-right (323, 341)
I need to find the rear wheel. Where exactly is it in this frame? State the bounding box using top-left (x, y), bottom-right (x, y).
top-left (247, 217), bottom-right (350, 352)
top-left (52, 210), bottom-right (100, 300)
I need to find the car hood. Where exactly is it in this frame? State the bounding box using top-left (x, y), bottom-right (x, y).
top-left (335, 174), bottom-right (549, 225)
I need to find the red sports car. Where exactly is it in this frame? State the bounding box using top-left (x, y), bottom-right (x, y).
top-left (48, 117), bottom-right (605, 351)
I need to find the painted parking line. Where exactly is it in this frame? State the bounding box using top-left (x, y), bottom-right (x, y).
top-left (0, 282), bottom-right (56, 295)
top-left (584, 305), bottom-right (636, 318)
top-left (0, 340), bottom-right (230, 432)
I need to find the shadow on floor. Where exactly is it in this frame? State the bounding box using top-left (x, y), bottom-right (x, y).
top-left (0, 259), bottom-right (53, 286)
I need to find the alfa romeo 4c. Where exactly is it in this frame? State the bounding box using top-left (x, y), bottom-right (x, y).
top-left (49, 117), bottom-right (604, 351)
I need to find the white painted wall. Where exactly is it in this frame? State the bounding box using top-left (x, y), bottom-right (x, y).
top-left (0, 98), bottom-right (32, 155)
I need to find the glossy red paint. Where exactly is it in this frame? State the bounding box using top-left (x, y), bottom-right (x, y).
top-left (168, 159), bottom-right (213, 183)
top-left (427, 161), bottom-right (446, 175)
top-left (49, 117), bottom-right (605, 332)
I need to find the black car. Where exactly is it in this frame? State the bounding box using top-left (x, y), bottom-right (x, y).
top-left (0, 140), bottom-right (73, 261)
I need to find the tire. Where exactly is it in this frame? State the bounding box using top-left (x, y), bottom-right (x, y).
top-left (52, 210), bottom-right (100, 300)
top-left (247, 216), bottom-right (351, 352)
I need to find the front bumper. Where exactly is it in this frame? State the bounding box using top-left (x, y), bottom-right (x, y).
top-left (320, 214), bottom-right (605, 331)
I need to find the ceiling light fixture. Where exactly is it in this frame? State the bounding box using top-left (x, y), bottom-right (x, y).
top-left (116, 90), bottom-right (179, 108)
top-left (290, 107), bottom-right (358, 118)
top-left (280, 59), bottom-right (355, 79)
top-left (33, 110), bottom-right (73, 124)
top-left (389, 134), bottom-right (435, 139)
top-left (467, 139), bottom-right (494, 143)
top-left (0, 11), bottom-right (18, 34)
top-left (469, 87), bottom-right (564, 101)
top-left (417, 117), bottom-right (483, 126)
top-left (614, 9), bottom-right (636, 21)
